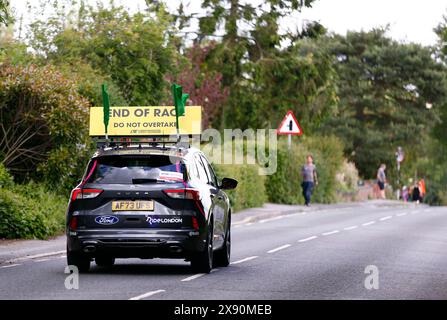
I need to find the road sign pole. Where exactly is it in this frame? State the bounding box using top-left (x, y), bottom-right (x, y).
top-left (288, 134), bottom-right (291, 151)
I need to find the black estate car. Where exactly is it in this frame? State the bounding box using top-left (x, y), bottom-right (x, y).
top-left (66, 143), bottom-right (237, 273)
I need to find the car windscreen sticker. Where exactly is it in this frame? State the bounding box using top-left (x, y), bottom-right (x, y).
top-left (158, 171), bottom-right (184, 182)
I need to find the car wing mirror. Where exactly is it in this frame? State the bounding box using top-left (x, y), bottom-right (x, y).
top-left (220, 177), bottom-right (238, 190)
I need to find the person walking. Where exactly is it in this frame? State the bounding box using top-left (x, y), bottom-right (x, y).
top-left (301, 155), bottom-right (318, 206)
top-left (418, 178), bottom-right (426, 202)
top-left (412, 183), bottom-right (421, 204)
top-left (376, 164), bottom-right (387, 199)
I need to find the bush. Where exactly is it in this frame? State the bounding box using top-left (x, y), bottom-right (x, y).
top-left (214, 163), bottom-right (267, 212)
top-left (335, 160), bottom-right (359, 194)
top-left (0, 163), bottom-right (14, 189)
top-left (266, 135), bottom-right (345, 204)
top-left (0, 182), bottom-right (66, 240)
top-left (0, 63), bottom-right (91, 193)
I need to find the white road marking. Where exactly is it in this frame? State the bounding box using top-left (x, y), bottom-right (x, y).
top-left (322, 230), bottom-right (339, 236)
top-left (58, 255), bottom-right (67, 259)
top-left (245, 223), bottom-right (253, 226)
top-left (234, 225), bottom-right (242, 228)
top-left (396, 212), bottom-right (407, 217)
top-left (267, 244), bottom-right (291, 253)
top-left (259, 216), bottom-right (283, 224)
top-left (298, 236), bottom-right (318, 243)
top-left (0, 264), bottom-right (21, 269)
top-left (35, 258), bottom-right (50, 262)
top-left (231, 256), bottom-right (258, 265)
top-left (6, 250), bottom-right (66, 264)
top-left (379, 216), bottom-right (392, 221)
top-left (411, 211), bottom-right (420, 215)
top-left (181, 273), bottom-right (206, 282)
top-left (129, 289), bottom-right (165, 300)
top-left (362, 221), bottom-right (376, 226)
top-left (344, 225), bottom-right (358, 231)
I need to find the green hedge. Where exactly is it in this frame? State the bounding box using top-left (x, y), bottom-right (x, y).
top-left (0, 165), bottom-right (67, 239)
top-left (0, 164), bottom-right (14, 189)
top-left (266, 135), bottom-right (345, 204)
top-left (214, 163), bottom-right (267, 212)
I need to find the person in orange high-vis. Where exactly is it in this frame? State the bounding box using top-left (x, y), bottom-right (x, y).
top-left (419, 178), bottom-right (426, 201)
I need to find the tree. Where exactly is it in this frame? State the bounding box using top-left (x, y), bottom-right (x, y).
top-left (27, 1), bottom-right (179, 106)
top-left (320, 29), bottom-right (447, 178)
top-left (434, 15), bottom-right (447, 148)
top-left (169, 42), bottom-right (229, 128)
top-left (173, 0), bottom-right (337, 130)
top-left (0, 0), bottom-right (12, 26)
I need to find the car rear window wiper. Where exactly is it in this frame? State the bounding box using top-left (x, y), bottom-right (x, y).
top-left (132, 178), bottom-right (159, 184)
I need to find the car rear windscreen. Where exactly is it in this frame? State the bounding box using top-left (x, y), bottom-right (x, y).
top-left (86, 155), bottom-right (186, 184)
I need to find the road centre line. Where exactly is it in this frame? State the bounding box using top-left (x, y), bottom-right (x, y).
top-left (322, 230), bottom-right (339, 236)
top-left (396, 212), bottom-right (407, 217)
top-left (344, 226), bottom-right (358, 231)
top-left (379, 216), bottom-right (392, 221)
top-left (181, 273), bottom-right (206, 282)
top-left (129, 289), bottom-right (166, 300)
top-left (231, 256), bottom-right (258, 265)
top-left (362, 221), bottom-right (376, 226)
top-left (35, 258), bottom-right (51, 262)
top-left (298, 236), bottom-right (318, 243)
top-left (267, 244), bottom-right (291, 253)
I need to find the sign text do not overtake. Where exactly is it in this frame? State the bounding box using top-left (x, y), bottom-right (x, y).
top-left (89, 106), bottom-right (202, 137)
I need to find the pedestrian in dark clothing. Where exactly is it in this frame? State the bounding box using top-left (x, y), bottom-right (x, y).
top-left (412, 184), bottom-right (421, 203)
top-left (301, 155), bottom-right (318, 206)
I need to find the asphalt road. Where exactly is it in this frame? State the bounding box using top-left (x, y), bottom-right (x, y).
top-left (1, 201), bottom-right (447, 300)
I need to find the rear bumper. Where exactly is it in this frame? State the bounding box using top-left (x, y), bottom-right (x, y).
top-left (67, 228), bottom-right (206, 259)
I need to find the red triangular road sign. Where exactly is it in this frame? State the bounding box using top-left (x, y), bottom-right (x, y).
top-left (277, 110), bottom-right (303, 136)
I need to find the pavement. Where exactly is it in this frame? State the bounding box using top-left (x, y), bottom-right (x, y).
top-left (2, 200), bottom-right (446, 300)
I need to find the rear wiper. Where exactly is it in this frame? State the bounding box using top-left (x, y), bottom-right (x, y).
top-left (132, 178), bottom-right (159, 184)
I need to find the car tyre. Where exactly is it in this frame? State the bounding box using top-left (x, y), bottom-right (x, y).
top-left (95, 256), bottom-right (115, 267)
top-left (191, 225), bottom-right (213, 273)
top-left (67, 250), bottom-right (90, 273)
top-left (213, 222), bottom-right (231, 267)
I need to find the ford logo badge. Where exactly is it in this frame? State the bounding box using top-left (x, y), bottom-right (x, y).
top-left (95, 216), bottom-right (119, 225)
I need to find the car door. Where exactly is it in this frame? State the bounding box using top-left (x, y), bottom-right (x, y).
top-left (198, 154), bottom-right (227, 249)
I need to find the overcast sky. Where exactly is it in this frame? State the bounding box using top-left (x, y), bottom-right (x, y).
top-left (10, 0), bottom-right (447, 46)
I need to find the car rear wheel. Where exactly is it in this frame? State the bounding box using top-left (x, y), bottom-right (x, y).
top-left (95, 256), bottom-right (115, 267)
top-left (214, 223), bottom-right (231, 267)
top-left (67, 250), bottom-right (90, 273)
top-left (191, 225), bottom-right (213, 273)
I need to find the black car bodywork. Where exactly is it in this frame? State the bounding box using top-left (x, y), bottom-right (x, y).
top-left (66, 145), bottom-right (237, 273)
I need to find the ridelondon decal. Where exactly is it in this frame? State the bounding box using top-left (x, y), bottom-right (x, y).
top-left (145, 216), bottom-right (183, 226)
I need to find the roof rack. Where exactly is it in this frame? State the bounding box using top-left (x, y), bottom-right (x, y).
top-left (94, 135), bottom-right (197, 151)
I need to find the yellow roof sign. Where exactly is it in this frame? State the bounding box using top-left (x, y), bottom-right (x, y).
top-left (89, 106), bottom-right (202, 137)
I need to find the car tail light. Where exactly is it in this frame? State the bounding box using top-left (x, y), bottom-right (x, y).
top-left (71, 188), bottom-right (103, 201)
top-left (191, 217), bottom-right (199, 230)
top-left (69, 216), bottom-right (78, 230)
top-left (163, 189), bottom-right (201, 200)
